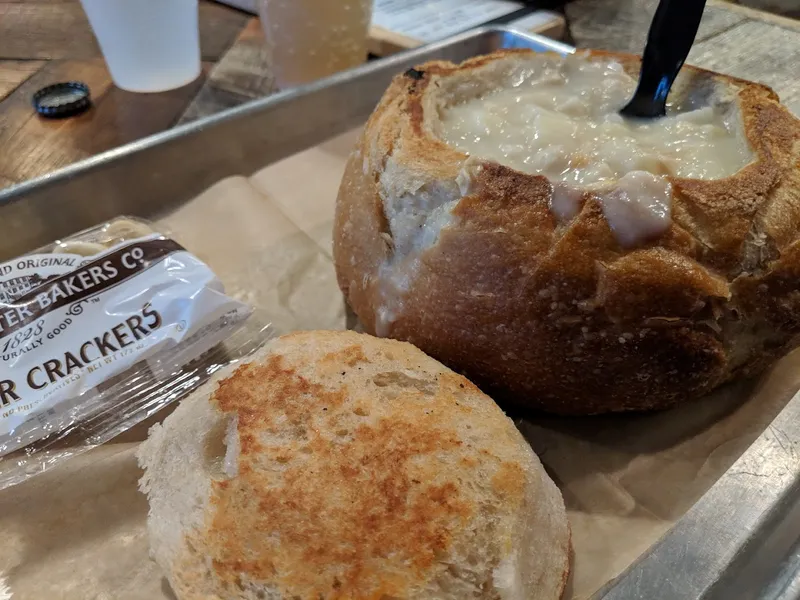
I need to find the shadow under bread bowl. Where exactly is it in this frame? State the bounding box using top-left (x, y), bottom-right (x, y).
top-left (333, 49), bottom-right (800, 415)
top-left (137, 330), bottom-right (570, 600)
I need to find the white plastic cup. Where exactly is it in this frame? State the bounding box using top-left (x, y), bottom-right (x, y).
top-left (80, 0), bottom-right (201, 93)
top-left (258, 0), bottom-right (374, 89)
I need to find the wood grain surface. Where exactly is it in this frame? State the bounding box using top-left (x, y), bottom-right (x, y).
top-left (689, 19), bottom-right (800, 115)
top-left (565, 0), bottom-right (800, 116)
top-left (0, 59), bottom-right (215, 184)
top-left (0, 2), bottom-right (249, 61)
top-left (180, 19), bottom-right (275, 125)
top-left (0, 0), bottom-right (249, 188)
top-left (565, 0), bottom-right (747, 54)
top-left (0, 60), bottom-right (44, 102)
top-left (0, 0), bottom-right (797, 190)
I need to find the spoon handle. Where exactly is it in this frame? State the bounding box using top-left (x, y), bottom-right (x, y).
top-left (622, 0), bottom-right (708, 118)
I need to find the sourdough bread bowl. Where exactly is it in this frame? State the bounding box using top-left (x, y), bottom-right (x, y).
top-left (333, 49), bottom-right (800, 414)
top-left (137, 330), bottom-right (570, 600)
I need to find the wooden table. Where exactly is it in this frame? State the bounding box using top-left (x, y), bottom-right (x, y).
top-left (565, 0), bottom-right (800, 118)
top-left (0, 0), bottom-right (798, 191)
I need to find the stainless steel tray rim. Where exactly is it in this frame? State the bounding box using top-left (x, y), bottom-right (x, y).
top-left (0, 27), bottom-right (572, 214)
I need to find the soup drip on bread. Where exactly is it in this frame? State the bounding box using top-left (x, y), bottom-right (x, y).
top-left (437, 53), bottom-right (753, 246)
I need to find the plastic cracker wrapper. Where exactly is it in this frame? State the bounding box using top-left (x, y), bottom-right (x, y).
top-left (0, 217), bottom-right (271, 489)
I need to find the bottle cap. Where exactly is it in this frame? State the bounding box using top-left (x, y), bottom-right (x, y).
top-left (32, 82), bottom-right (92, 118)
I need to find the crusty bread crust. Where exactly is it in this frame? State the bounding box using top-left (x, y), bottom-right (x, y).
top-left (138, 330), bottom-right (570, 599)
top-left (333, 49), bottom-right (800, 414)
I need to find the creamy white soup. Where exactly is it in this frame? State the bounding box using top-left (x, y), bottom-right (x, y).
top-left (438, 54), bottom-right (753, 245)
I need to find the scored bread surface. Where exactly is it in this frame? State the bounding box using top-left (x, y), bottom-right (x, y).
top-left (137, 330), bottom-right (570, 600)
top-left (333, 49), bottom-right (800, 414)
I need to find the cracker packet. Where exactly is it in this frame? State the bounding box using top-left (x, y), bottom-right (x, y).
top-left (0, 217), bottom-right (271, 489)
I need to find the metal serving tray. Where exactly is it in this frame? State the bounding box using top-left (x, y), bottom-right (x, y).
top-left (1, 28), bottom-right (799, 600)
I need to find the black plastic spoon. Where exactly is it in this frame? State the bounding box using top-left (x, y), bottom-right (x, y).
top-left (620, 0), bottom-right (708, 119)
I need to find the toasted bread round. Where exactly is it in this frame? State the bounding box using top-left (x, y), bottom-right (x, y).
top-left (332, 49), bottom-right (800, 414)
top-left (137, 330), bottom-right (570, 600)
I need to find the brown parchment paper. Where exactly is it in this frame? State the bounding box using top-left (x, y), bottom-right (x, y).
top-left (1, 128), bottom-right (799, 600)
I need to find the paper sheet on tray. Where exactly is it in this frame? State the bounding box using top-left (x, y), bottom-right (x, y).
top-left (1, 128), bottom-right (799, 600)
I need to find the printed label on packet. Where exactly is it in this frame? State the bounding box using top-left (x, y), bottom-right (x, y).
top-left (373, 0), bottom-right (523, 43)
top-left (0, 232), bottom-right (251, 450)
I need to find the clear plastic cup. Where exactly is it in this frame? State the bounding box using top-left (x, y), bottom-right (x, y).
top-left (258, 0), bottom-right (374, 89)
top-left (80, 0), bottom-right (201, 93)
